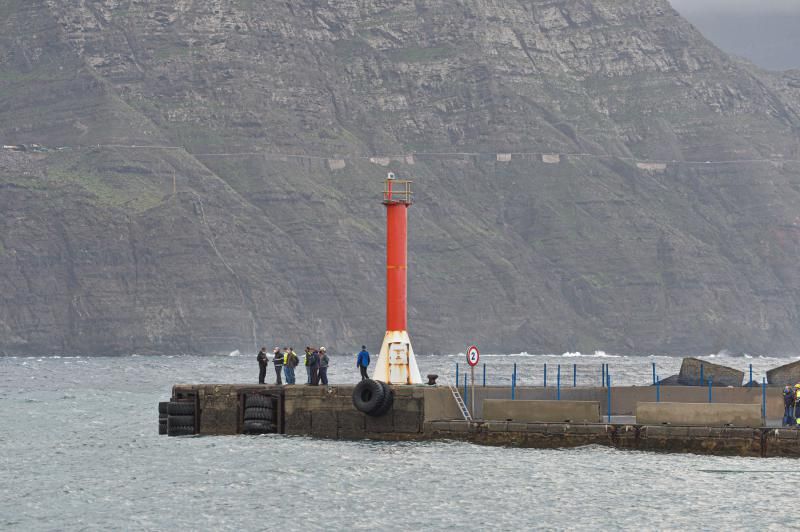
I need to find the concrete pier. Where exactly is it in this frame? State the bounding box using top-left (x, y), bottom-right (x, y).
top-left (160, 383), bottom-right (800, 458)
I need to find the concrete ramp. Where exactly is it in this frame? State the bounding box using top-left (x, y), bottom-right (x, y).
top-left (636, 402), bottom-right (762, 427)
top-left (483, 399), bottom-right (601, 423)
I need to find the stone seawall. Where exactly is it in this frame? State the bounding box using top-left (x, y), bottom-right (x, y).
top-left (424, 421), bottom-right (800, 458)
top-left (165, 383), bottom-right (800, 458)
top-left (283, 385), bottom-right (426, 441)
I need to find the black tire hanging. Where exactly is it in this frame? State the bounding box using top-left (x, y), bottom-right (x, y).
top-left (168, 415), bottom-right (195, 428)
top-left (168, 426), bottom-right (195, 436)
top-left (243, 419), bottom-right (275, 433)
top-left (372, 381), bottom-right (394, 417)
top-left (159, 419), bottom-right (167, 435)
top-left (352, 379), bottom-right (386, 416)
top-left (244, 406), bottom-right (273, 421)
top-left (158, 401), bottom-right (169, 415)
top-left (245, 394), bottom-right (273, 409)
top-left (167, 401), bottom-right (195, 415)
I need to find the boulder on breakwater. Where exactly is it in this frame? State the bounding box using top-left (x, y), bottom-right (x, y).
top-left (767, 360), bottom-right (800, 386)
top-left (656, 374), bottom-right (681, 386)
top-left (677, 357), bottom-right (744, 387)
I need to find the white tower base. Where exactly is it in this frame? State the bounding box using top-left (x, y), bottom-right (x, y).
top-left (371, 330), bottom-right (422, 385)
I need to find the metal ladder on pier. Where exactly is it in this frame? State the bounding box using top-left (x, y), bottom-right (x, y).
top-left (444, 378), bottom-right (472, 421)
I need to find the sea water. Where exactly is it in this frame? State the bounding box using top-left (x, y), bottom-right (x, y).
top-left (0, 353), bottom-right (796, 530)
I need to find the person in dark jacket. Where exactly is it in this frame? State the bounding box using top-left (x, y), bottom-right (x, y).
top-left (257, 347), bottom-right (268, 384)
top-left (272, 347), bottom-right (283, 385)
top-left (783, 386), bottom-right (795, 426)
top-left (309, 348), bottom-right (321, 386)
top-left (318, 347), bottom-right (329, 385)
top-left (357, 346), bottom-right (370, 381)
top-left (304, 347), bottom-right (313, 384)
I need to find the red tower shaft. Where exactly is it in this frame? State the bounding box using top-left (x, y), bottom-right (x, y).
top-left (385, 203), bottom-right (408, 331)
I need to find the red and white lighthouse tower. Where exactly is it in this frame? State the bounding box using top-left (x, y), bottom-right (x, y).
top-left (372, 173), bottom-right (422, 385)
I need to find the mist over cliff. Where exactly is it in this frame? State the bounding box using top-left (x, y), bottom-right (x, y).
top-left (1, 0), bottom-right (799, 356)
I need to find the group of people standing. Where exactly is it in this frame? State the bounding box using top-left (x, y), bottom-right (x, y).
top-left (256, 345), bottom-right (372, 385)
top-left (782, 384), bottom-right (800, 426)
top-left (256, 346), bottom-right (330, 385)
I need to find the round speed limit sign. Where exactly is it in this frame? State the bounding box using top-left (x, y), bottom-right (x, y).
top-left (466, 345), bottom-right (480, 367)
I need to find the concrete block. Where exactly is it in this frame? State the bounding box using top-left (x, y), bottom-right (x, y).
top-left (311, 411), bottom-right (338, 438)
top-left (546, 423), bottom-right (570, 434)
top-left (424, 387), bottom-right (463, 421)
top-left (391, 387), bottom-right (415, 397)
top-left (507, 422), bottom-right (528, 433)
top-left (393, 410), bottom-right (422, 433)
top-left (767, 360), bottom-right (800, 386)
top-left (570, 424), bottom-right (611, 435)
top-left (483, 399), bottom-right (601, 423)
top-left (423, 420), bottom-right (451, 433)
top-left (523, 423), bottom-right (549, 434)
top-left (642, 425), bottom-right (688, 439)
top-left (636, 402), bottom-right (762, 427)
top-left (393, 398), bottom-right (422, 413)
top-left (725, 428), bottom-right (759, 439)
top-left (338, 410), bottom-right (365, 432)
top-left (678, 358), bottom-right (744, 387)
top-left (775, 429), bottom-right (799, 440)
top-left (448, 421), bottom-right (470, 433)
top-left (285, 411), bottom-right (311, 435)
top-left (687, 426), bottom-right (712, 438)
top-left (486, 421), bottom-right (509, 432)
top-left (366, 412), bottom-right (393, 434)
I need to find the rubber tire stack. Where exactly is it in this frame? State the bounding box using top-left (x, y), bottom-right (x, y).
top-left (243, 394), bottom-right (276, 434)
top-left (167, 401), bottom-right (196, 436)
top-left (158, 402), bottom-right (168, 435)
top-left (352, 379), bottom-right (394, 417)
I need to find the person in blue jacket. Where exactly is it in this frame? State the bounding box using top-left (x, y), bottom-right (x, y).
top-left (357, 346), bottom-right (370, 381)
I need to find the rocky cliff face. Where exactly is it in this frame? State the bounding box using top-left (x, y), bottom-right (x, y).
top-left (1, 0), bottom-right (799, 356)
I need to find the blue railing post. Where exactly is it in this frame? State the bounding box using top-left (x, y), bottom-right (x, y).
top-left (601, 364), bottom-right (605, 387)
top-left (607, 375), bottom-right (612, 423)
top-left (708, 379), bottom-right (713, 403)
top-left (762, 377), bottom-right (767, 420)
top-left (456, 363), bottom-right (459, 389)
top-left (544, 363), bottom-right (547, 388)
top-left (749, 364), bottom-right (753, 386)
top-left (512, 363), bottom-right (517, 400)
top-left (557, 364), bottom-right (561, 400)
top-left (700, 363), bottom-right (704, 386)
top-left (463, 373), bottom-right (468, 407)
top-left (483, 363), bottom-right (486, 387)
top-left (656, 375), bottom-right (660, 402)
top-left (573, 363), bottom-right (577, 387)
top-left (652, 362), bottom-right (656, 385)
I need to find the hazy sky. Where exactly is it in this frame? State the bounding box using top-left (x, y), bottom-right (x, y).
top-left (669, 0), bottom-right (800, 70)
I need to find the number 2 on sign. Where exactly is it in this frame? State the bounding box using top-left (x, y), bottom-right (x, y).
top-left (467, 345), bottom-right (480, 367)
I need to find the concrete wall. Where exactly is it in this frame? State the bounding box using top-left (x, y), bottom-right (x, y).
top-left (173, 384), bottom-right (284, 435)
top-left (483, 399), bottom-right (601, 423)
top-left (636, 402), bottom-right (762, 427)
top-left (423, 387), bottom-right (461, 421)
top-left (429, 385), bottom-right (784, 419)
top-left (283, 385), bottom-right (426, 440)
top-left (423, 421), bottom-right (800, 458)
